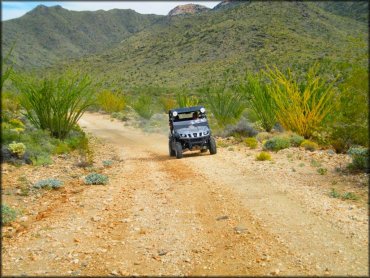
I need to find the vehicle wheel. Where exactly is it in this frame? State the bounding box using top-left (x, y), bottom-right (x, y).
top-left (175, 142), bottom-right (183, 159)
top-left (209, 136), bottom-right (217, 155)
top-left (169, 140), bottom-right (175, 157)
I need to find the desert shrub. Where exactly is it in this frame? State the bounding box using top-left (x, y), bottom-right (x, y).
top-left (2, 204), bottom-right (17, 224)
top-left (347, 147), bottom-right (369, 172)
top-left (160, 96), bottom-right (177, 112)
top-left (290, 133), bottom-right (305, 147)
top-left (264, 64), bottom-right (337, 138)
top-left (111, 112), bottom-right (128, 121)
top-left (103, 160), bottom-right (113, 167)
top-left (256, 151), bottom-right (271, 161)
top-left (256, 132), bottom-right (272, 142)
top-left (132, 95), bottom-right (154, 119)
top-left (33, 178), bottom-right (63, 189)
top-left (9, 118), bottom-right (25, 128)
top-left (14, 71), bottom-right (94, 139)
top-left (222, 118), bottom-right (258, 138)
top-left (201, 85), bottom-right (245, 127)
top-left (310, 159), bottom-right (322, 167)
top-left (53, 142), bottom-right (71, 154)
top-left (342, 192), bottom-right (359, 200)
top-left (244, 137), bottom-right (258, 149)
top-left (238, 72), bottom-right (277, 132)
top-left (84, 173), bottom-right (108, 185)
top-left (317, 167), bottom-right (328, 175)
top-left (329, 188), bottom-right (340, 198)
top-left (65, 127), bottom-right (88, 151)
top-left (301, 140), bottom-right (318, 151)
top-left (263, 136), bottom-right (290, 152)
top-left (2, 92), bottom-right (21, 114)
top-left (97, 90), bottom-right (125, 113)
top-left (8, 141), bottom-right (26, 157)
top-left (175, 90), bottom-right (199, 108)
top-left (329, 66), bottom-right (368, 152)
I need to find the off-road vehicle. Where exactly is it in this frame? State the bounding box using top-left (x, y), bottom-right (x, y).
top-left (168, 106), bottom-right (217, 159)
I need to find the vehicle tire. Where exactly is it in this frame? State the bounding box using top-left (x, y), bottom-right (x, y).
top-left (209, 136), bottom-right (217, 155)
top-left (169, 140), bottom-right (175, 157)
top-left (175, 142), bottom-right (183, 159)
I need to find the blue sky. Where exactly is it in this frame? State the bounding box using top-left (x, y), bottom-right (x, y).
top-left (2, 1), bottom-right (219, 20)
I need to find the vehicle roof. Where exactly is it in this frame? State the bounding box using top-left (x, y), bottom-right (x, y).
top-left (169, 106), bottom-right (205, 114)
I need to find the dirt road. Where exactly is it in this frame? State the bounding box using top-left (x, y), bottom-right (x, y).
top-left (2, 112), bottom-right (368, 276)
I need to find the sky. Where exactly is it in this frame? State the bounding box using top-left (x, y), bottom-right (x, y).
top-left (2, 1), bottom-right (220, 21)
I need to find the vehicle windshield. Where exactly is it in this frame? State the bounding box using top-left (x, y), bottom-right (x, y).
top-left (173, 112), bottom-right (206, 122)
top-left (173, 118), bottom-right (208, 129)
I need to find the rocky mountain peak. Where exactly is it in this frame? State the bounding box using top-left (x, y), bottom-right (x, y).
top-left (168, 4), bottom-right (210, 16)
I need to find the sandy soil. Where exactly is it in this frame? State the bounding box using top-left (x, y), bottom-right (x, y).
top-left (2, 112), bottom-right (368, 276)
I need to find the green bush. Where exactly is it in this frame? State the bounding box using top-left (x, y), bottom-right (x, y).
top-left (53, 142), bottom-right (71, 154)
top-left (103, 160), bottom-right (113, 167)
top-left (263, 136), bottom-right (290, 152)
top-left (264, 64), bottom-right (337, 138)
top-left (256, 151), bottom-right (271, 161)
top-left (342, 192), bottom-right (359, 200)
top-left (347, 147), bottom-right (369, 172)
top-left (329, 188), bottom-right (340, 198)
top-left (2, 91), bottom-right (21, 113)
top-left (132, 95), bottom-right (154, 119)
top-left (222, 119), bottom-right (258, 138)
top-left (9, 118), bottom-right (25, 128)
top-left (329, 66), bottom-right (368, 152)
top-left (8, 141), bottom-right (26, 157)
top-left (310, 159), bottom-right (322, 167)
top-left (15, 71), bottom-right (94, 139)
top-left (317, 167), bottom-right (327, 175)
top-left (238, 72), bottom-right (277, 132)
top-left (2, 204), bottom-right (17, 224)
top-left (290, 133), bottom-right (305, 147)
top-left (256, 132), bottom-right (272, 142)
top-left (175, 90), bottom-right (199, 108)
top-left (111, 112), bottom-right (128, 121)
top-left (201, 85), bottom-right (245, 127)
top-left (301, 140), bottom-right (319, 151)
top-left (159, 96), bottom-right (177, 113)
top-left (97, 90), bottom-right (126, 113)
top-left (84, 173), bottom-right (109, 185)
top-left (33, 178), bottom-right (63, 189)
top-left (244, 137), bottom-right (258, 149)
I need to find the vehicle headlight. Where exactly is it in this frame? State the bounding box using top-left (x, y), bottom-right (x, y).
top-left (173, 111), bottom-right (178, 117)
top-left (200, 107), bottom-right (205, 113)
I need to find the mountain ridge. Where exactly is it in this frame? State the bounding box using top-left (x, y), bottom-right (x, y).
top-left (2, 1), bottom-right (368, 90)
top-left (3, 5), bottom-right (163, 68)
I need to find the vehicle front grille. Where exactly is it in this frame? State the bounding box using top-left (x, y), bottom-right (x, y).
top-left (180, 132), bottom-right (207, 138)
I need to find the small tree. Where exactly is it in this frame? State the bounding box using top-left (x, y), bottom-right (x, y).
top-left (15, 71), bottom-right (94, 139)
top-left (264, 64), bottom-right (337, 138)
